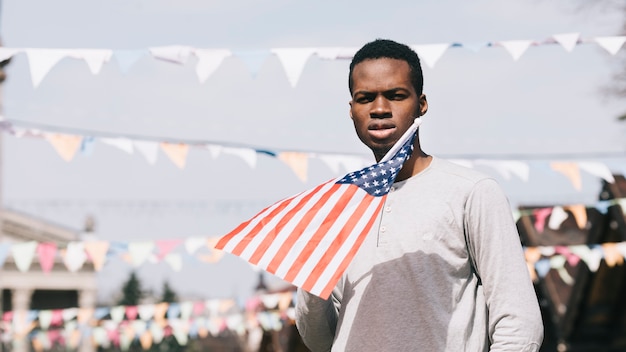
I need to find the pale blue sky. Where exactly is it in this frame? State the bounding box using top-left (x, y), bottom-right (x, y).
top-left (1, 0), bottom-right (625, 303)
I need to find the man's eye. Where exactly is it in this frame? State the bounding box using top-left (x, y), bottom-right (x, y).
top-left (356, 96), bottom-right (373, 103)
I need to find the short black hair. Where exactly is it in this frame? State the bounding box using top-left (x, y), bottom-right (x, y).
top-left (348, 39), bottom-right (424, 95)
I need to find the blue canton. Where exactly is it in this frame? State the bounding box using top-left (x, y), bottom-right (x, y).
top-left (337, 135), bottom-right (416, 197)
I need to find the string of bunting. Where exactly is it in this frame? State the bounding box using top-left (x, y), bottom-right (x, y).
top-left (0, 198), bottom-right (624, 274)
top-left (2, 117), bottom-right (625, 187)
top-left (0, 33), bottom-right (624, 89)
top-left (0, 292), bottom-right (296, 350)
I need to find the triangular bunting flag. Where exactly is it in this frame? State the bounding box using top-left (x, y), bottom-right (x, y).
top-left (36, 242), bottom-right (57, 274)
top-left (133, 140), bottom-right (159, 164)
top-left (100, 138), bottom-right (134, 154)
top-left (222, 147), bottom-right (257, 168)
top-left (113, 50), bottom-right (145, 74)
top-left (67, 49), bottom-right (113, 75)
top-left (155, 239), bottom-right (183, 260)
top-left (594, 36), bottom-right (626, 55)
top-left (314, 47), bottom-right (342, 60)
top-left (193, 49), bottom-right (231, 84)
top-left (0, 47), bottom-right (20, 62)
top-left (25, 49), bottom-right (68, 88)
top-left (0, 242), bottom-right (10, 268)
top-left (550, 162), bottom-right (582, 190)
top-left (271, 48), bottom-right (316, 87)
top-left (547, 206), bottom-right (568, 230)
top-left (498, 40), bottom-right (534, 61)
top-left (232, 50), bottom-right (271, 78)
top-left (164, 253), bottom-right (183, 272)
top-left (11, 241), bottom-right (38, 272)
top-left (553, 32), bottom-right (580, 52)
top-left (563, 204), bottom-right (587, 229)
top-left (127, 241), bottom-right (156, 267)
top-left (578, 161), bottom-right (615, 183)
top-left (411, 43), bottom-right (450, 68)
top-left (160, 142), bottom-right (189, 169)
top-left (62, 242), bottom-right (87, 272)
top-left (83, 241), bottom-right (110, 271)
top-left (278, 152), bottom-right (309, 182)
top-left (46, 134), bottom-right (83, 162)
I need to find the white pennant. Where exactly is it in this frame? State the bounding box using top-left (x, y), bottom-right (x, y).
top-left (578, 161), bottom-right (615, 183)
top-left (110, 306), bottom-right (126, 323)
top-left (499, 40), bottom-right (534, 61)
top-left (149, 45), bottom-right (193, 64)
top-left (164, 253), bottom-right (183, 272)
top-left (38, 311), bottom-right (53, 330)
top-left (68, 49), bottom-right (113, 75)
top-left (11, 241), bottom-right (37, 272)
top-left (63, 242), bottom-right (87, 272)
top-left (25, 49), bottom-right (69, 88)
top-left (548, 206), bottom-right (568, 230)
top-left (271, 48), bottom-right (316, 87)
top-left (553, 32), bottom-right (580, 52)
top-left (594, 36), bottom-right (626, 55)
top-left (184, 237), bottom-right (207, 254)
top-left (411, 43), bottom-right (450, 68)
top-left (317, 154), bottom-right (344, 174)
top-left (133, 140), bottom-right (159, 164)
top-left (128, 241), bottom-right (155, 267)
top-left (222, 147), bottom-right (258, 168)
top-left (138, 304), bottom-right (155, 321)
top-left (205, 144), bottom-right (223, 159)
top-left (100, 137), bottom-right (134, 154)
top-left (194, 49), bottom-right (231, 84)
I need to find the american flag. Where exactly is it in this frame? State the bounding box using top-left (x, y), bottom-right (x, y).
top-left (216, 122), bottom-right (419, 299)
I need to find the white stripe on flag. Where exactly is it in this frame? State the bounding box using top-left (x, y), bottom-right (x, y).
top-left (273, 183), bottom-right (366, 278)
top-left (249, 180), bottom-right (340, 267)
top-left (220, 178), bottom-right (336, 254)
top-left (307, 196), bottom-right (383, 295)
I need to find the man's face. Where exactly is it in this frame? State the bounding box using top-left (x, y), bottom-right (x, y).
top-left (349, 58), bottom-right (427, 160)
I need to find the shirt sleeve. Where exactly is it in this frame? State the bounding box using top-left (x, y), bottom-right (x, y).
top-left (295, 286), bottom-right (342, 352)
top-left (464, 178), bottom-right (544, 351)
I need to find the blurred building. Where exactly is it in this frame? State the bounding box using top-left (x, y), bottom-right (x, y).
top-left (0, 47), bottom-right (97, 352)
top-left (517, 175), bottom-right (626, 352)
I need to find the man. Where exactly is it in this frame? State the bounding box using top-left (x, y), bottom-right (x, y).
top-left (295, 39), bottom-right (543, 351)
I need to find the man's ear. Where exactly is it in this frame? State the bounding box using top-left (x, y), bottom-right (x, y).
top-left (349, 101), bottom-right (354, 120)
top-left (419, 94), bottom-right (428, 116)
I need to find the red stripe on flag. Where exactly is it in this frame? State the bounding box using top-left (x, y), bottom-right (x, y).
top-left (265, 183), bottom-right (347, 274)
top-left (282, 184), bottom-right (362, 282)
top-left (300, 194), bottom-right (381, 291)
top-left (247, 181), bottom-right (333, 264)
top-left (214, 202), bottom-right (278, 250)
top-left (311, 199), bottom-right (384, 299)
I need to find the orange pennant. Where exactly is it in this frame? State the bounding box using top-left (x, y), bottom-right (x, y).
top-left (83, 241), bottom-right (110, 271)
top-left (602, 243), bottom-right (624, 267)
top-left (563, 204), bottom-right (588, 229)
top-left (278, 152), bottom-right (309, 182)
top-left (47, 134), bottom-right (83, 162)
top-left (550, 162), bottom-right (582, 191)
top-left (160, 142), bottom-right (189, 169)
top-left (140, 331), bottom-right (153, 350)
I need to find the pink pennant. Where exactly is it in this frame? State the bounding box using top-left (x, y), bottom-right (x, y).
top-left (50, 310), bottom-right (64, 326)
top-left (126, 306), bottom-right (139, 321)
top-left (2, 311), bottom-right (12, 322)
top-left (533, 208), bottom-right (552, 233)
top-left (37, 242), bottom-right (58, 274)
top-left (155, 239), bottom-right (183, 260)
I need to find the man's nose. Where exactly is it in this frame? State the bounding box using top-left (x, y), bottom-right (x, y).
top-left (370, 96), bottom-right (392, 118)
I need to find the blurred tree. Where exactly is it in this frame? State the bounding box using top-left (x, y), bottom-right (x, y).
top-left (118, 271), bottom-right (144, 306)
top-left (161, 281), bottom-right (178, 303)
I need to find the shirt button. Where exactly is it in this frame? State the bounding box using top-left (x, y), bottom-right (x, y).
top-left (385, 206), bottom-right (391, 212)
top-left (380, 226), bottom-right (386, 232)
top-left (390, 187), bottom-right (395, 192)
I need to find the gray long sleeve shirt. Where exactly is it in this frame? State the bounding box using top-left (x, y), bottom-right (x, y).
top-left (296, 157), bottom-right (543, 351)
